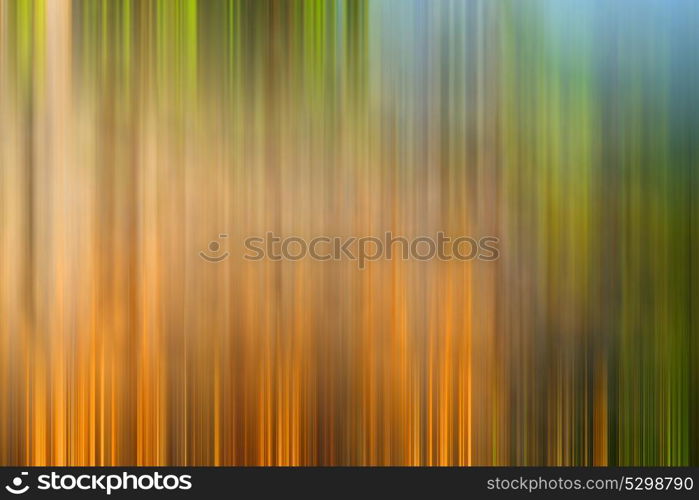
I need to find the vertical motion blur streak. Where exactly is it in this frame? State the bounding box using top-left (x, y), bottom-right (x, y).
top-left (0, 0), bottom-right (697, 465)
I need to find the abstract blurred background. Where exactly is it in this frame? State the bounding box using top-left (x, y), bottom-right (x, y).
top-left (0, 0), bottom-right (697, 465)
